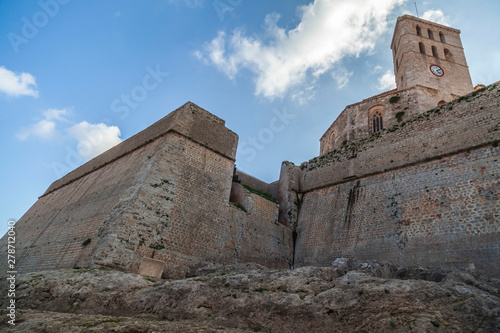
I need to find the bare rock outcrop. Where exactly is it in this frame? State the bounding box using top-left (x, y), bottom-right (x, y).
top-left (1, 261), bottom-right (499, 332)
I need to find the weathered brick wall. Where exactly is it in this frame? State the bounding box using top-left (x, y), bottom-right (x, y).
top-left (124, 132), bottom-right (292, 275)
top-left (296, 83), bottom-right (500, 275)
top-left (0, 136), bottom-right (163, 273)
top-left (0, 103), bottom-right (292, 275)
top-left (43, 102), bottom-right (237, 196)
top-left (235, 170), bottom-right (278, 200)
top-left (277, 161), bottom-right (302, 229)
top-left (295, 145), bottom-right (499, 275)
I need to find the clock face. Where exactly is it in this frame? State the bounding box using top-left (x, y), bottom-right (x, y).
top-left (430, 65), bottom-right (444, 77)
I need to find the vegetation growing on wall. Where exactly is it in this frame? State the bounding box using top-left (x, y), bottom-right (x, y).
top-left (389, 96), bottom-right (401, 103)
top-left (395, 111), bottom-right (405, 122)
top-left (231, 202), bottom-right (247, 213)
top-left (242, 184), bottom-right (278, 204)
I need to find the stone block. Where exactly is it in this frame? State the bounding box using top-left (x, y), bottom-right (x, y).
top-left (138, 257), bottom-right (166, 278)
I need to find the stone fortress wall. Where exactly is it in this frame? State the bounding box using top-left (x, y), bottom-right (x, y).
top-left (235, 170), bottom-right (279, 200)
top-left (0, 103), bottom-right (293, 277)
top-left (1, 15), bottom-right (498, 278)
top-left (283, 84), bottom-right (500, 275)
top-left (1, 87), bottom-right (498, 277)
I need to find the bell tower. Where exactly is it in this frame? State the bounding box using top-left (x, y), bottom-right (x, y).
top-left (390, 15), bottom-right (473, 99)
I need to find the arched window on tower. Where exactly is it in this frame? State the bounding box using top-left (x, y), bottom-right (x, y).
top-left (373, 111), bottom-right (383, 133)
top-left (329, 131), bottom-right (335, 151)
top-left (428, 29), bottom-right (434, 40)
top-left (419, 42), bottom-right (426, 54)
top-left (439, 32), bottom-right (445, 43)
top-left (444, 48), bottom-right (454, 62)
top-left (416, 25), bottom-right (422, 36)
top-left (396, 59), bottom-right (399, 72)
top-left (369, 106), bottom-right (384, 134)
top-left (432, 46), bottom-right (438, 57)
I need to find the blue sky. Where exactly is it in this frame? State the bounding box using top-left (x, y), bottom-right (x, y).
top-left (1, 0), bottom-right (499, 236)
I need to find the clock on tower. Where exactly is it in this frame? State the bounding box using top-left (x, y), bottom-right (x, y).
top-left (430, 65), bottom-right (444, 77)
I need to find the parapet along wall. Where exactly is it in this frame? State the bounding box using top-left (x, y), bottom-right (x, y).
top-left (0, 102), bottom-right (293, 277)
top-left (293, 83), bottom-right (500, 275)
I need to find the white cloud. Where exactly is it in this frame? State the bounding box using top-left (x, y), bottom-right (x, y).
top-left (0, 66), bottom-right (38, 98)
top-left (377, 69), bottom-right (396, 91)
top-left (44, 108), bottom-right (69, 121)
top-left (291, 84), bottom-right (316, 105)
top-left (68, 122), bottom-right (122, 160)
top-left (198, 0), bottom-right (405, 99)
top-left (17, 120), bottom-right (57, 140)
top-left (18, 108), bottom-right (122, 161)
top-left (422, 9), bottom-right (449, 26)
top-left (166, 0), bottom-right (204, 8)
top-left (372, 65), bottom-right (383, 74)
top-left (193, 50), bottom-right (209, 65)
top-left (17, 108), bottom-right (70, 140)
top-left (332, 68), bottom-right (353, 89)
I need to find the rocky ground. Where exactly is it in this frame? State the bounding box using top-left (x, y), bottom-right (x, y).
top-left (1, 260), bottom-right (499, 332)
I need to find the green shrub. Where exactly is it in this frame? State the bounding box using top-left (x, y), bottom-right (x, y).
top-left (389, 96), bottom-right (400, 103)
top-left (395, 111), bottom-right (405, 121)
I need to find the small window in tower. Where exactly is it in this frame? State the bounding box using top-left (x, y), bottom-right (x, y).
top-left (372, 111), bottom-right (383, 133)
top-left (329, 131), bottom-right (335, 151)
top-left (428, 29), bottom-right (434, 40)
top-left (444, 48), bottom-right (454, 62)
top-left (439, 32), bottom-right (445, 43)
top-left (432, 46), bottom-right (438, 57)
top-left (419, 42), bottom-right (426, 54)
top-left (369, 106), bottom-right (384, 134)
top-left (396, 59), bottom-right (399, 72)
top-left (416, 25), bottom-right (422, 36)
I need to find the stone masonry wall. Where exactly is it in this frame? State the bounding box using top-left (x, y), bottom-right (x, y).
top-left (296, 83), bottom-right (500, 275)
top-left (118, 132), bottom-right (292, 276)
top-left (295, 145), bottom-right (499, 275)
top-left (0, 103), bottom-right (293, 276)
top-left (43, 102), bottom-right (237, 196)
top-left (1, 134), bottom-right (164, 273)
top-left (235, 170), bottom-right (278, 200)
